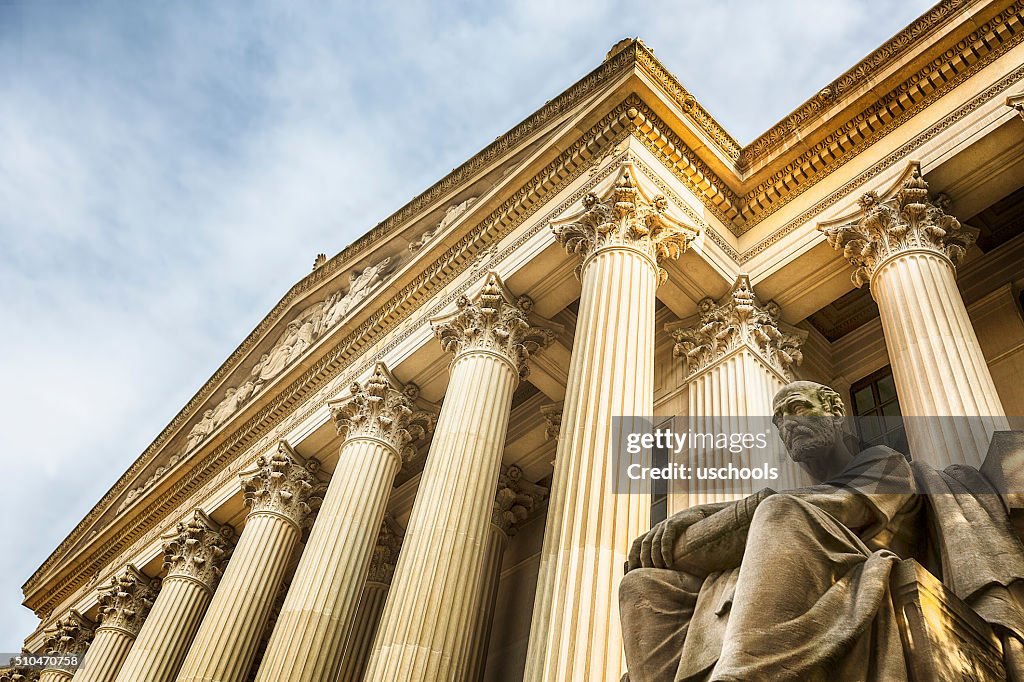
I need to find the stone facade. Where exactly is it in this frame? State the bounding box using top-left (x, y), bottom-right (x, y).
top-left (11, 4), bottom-right (1024, 680)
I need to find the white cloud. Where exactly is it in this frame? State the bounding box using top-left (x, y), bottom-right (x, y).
top-left (0, 0), bottom-right (933, 647)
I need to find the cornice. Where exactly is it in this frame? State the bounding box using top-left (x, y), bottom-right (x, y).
top-left (733, 0), bottom-right (1024, 230)
top-left (737, 0), bottom-right (980, 169)
top-left (740, 61), bottom-right (1024, 264)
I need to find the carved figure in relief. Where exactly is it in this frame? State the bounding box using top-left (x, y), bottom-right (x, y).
top-left (211, 387), bottom-right (241, 426)
top-left (409, 196), bottom-right (478, 252)
top-left (185, 409), bottom-right (216, 452)
top-left (254, 322), bottom-right (300, 384)
top-left (621, 381), bottom-right (1024, 681)
top-left (319, 256), bottom-right (394, 330)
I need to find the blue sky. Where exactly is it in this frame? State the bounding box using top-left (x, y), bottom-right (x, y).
top-left (0, 0), bottom-right (934, 647)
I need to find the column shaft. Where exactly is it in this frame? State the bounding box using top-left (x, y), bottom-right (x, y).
top-left (821, 163), bottom-right (1007, 468)
top-left (177, 514), bottom-right (300, 682)
top-left (364, 352), bottom-right (519, 681)
top-left (336, 581), bottom-right (389, 682)
top-left (113, 576), bottom-right (211, 682)
top-left (254, 439), bottom-right (399, 682)
top-left (73, 627), bottom-right (134, 682)
top-left (525, 246), bottom-right (656, 681)
top-left (113, 511), bottom-right (232, 682)
top-left (873, 251), bottom-right (1008, 468)
top-left (464, 525), bottom-right (509, 682)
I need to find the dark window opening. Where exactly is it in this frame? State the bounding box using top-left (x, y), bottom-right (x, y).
top-left (850, 366), bottom-right (909, 456)
top-left (651, 422), bottom-right (670, 526)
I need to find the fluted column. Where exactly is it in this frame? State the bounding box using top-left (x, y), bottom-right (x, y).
top-left (667, 275), bottom-right (811, 506)
top-left (336, 517), bottom-right (403, 682)
top-left (254, 363), bottom-right (433, 682)
top-left (525, 166), bottom-right (699, 681)
top-left (465, 465), bottom-right (548, 682)
top-left (39, 610), bottom-right (94, 682)
top-left (822, 162), bottom-right (1008, 468)
top-left (113, 511), bottom-right (234, 682)
top-left (75, 566), bottom-right (158, 682)
top-left (177, 442), bottom-right (322, 682)
top-left (364, 271), bottom-right (554, 682)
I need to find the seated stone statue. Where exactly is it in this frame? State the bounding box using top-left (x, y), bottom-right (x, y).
top-left (620, 380), bottom-right (1024, 681)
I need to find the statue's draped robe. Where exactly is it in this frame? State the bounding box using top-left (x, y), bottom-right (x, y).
top-left (620, 446), bottom-right (1024, 682)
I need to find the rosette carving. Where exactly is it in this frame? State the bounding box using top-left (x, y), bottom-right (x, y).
top-left (821, 163), bottom-right (978, 288)
top-left (551, 166), bottom-right (699, 284)
top-left (491, 464), bottom-right (548, 537)
top-left (240, 440), bottom-right (322, 529)
top-left (96, 565), bottom-right (159, 637)
top-left (431, 271), bottom-right (554, 378)
top-left (42, 610), bottom-right (94, 657)
top-left (366, 516), bottom-right (404, 584)
top-left (329, 362), bottom-right (434, 462)
top-left (161, 510), bottom-right (235, 591)
top-left (667, 275), bottom-right (805, 380)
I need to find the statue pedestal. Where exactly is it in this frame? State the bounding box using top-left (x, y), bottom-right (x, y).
top-left (892, 560), bottom-right (1005, 681)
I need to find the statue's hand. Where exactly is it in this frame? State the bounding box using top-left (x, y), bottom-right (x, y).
top-left (627, 507), bottom-right (706, 572)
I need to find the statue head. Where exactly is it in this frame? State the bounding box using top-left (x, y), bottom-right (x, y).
top-left (772, 381), bottom-right (848, 474)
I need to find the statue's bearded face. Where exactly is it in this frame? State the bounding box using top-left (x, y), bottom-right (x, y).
top-left (772, 383), bottom-right (844, 464)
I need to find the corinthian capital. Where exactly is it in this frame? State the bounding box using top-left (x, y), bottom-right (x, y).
top-left (366, 516), bottom-right (403, 584)
top-left (492, 464), bottom-right (548, 537)
top-left (432, 271), bottom-right (554, 378)
top-left (161, 510), bottom-right (235, 591)
top-left (96, 565), bottom-right (159, 637)
top-left (552, 166), bottom-right (698, 284)
top-left (820, 163), bottom-right (978, 287)
top-left (667, 275), bottom-right (805, 381)
top-left (43, 610), bottom-right (94, 657)
top-left (329, 362), bottom-right (434, 462)
top-left (240, 441), bottom-right (322, 529)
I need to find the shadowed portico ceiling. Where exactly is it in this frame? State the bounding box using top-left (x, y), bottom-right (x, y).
top-left (22, 0), bottom-right (1024, 621)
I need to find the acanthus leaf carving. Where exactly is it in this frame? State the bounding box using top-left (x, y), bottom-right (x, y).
top-left (820, 163), bottom-right (978, 288)
top-left (540, 403), bottom-right (563, 442)
top-left (551, 166), bottom-right (699, 284)
top-left (431, 271), bottom-right (554, 379)
top-left (161, 510), bottom-right (235, 591)
top-left (329, 363), bottom-right (434, 463)
top-left (366, 515), bottom-right (403, 584)
top-left (491, 464), bottom-right (548, 536)
top-left (239, 440), bottom-right (322, 529)
top-left (96, 565), bottom-right (159, 637)
top-left (42, 610), bottom-right (94, 658)
top-left (667, 275), bottom-right (805, 381)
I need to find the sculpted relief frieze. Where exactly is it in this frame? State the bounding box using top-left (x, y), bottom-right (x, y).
top-left (409, 196), bottom-right (478, 253)
top-left (117, 254), bottom-right (399, 513)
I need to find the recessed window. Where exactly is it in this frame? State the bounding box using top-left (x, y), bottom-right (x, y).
top-left (850, 366), bottom-right (909, 456)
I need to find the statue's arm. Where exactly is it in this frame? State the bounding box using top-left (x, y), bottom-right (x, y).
top-left (646, 485), bottom-right (899, 576)
top-left (627, 501), bottom-right (733, 571)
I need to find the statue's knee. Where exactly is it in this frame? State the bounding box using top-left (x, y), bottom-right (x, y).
top-left (620, 568), bottom-right (660, 605)
top-left (751, 493), bottom-right (802, 525)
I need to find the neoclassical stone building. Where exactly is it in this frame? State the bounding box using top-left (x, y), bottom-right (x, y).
top-left (10, 1), bottom-right (1024, 680)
